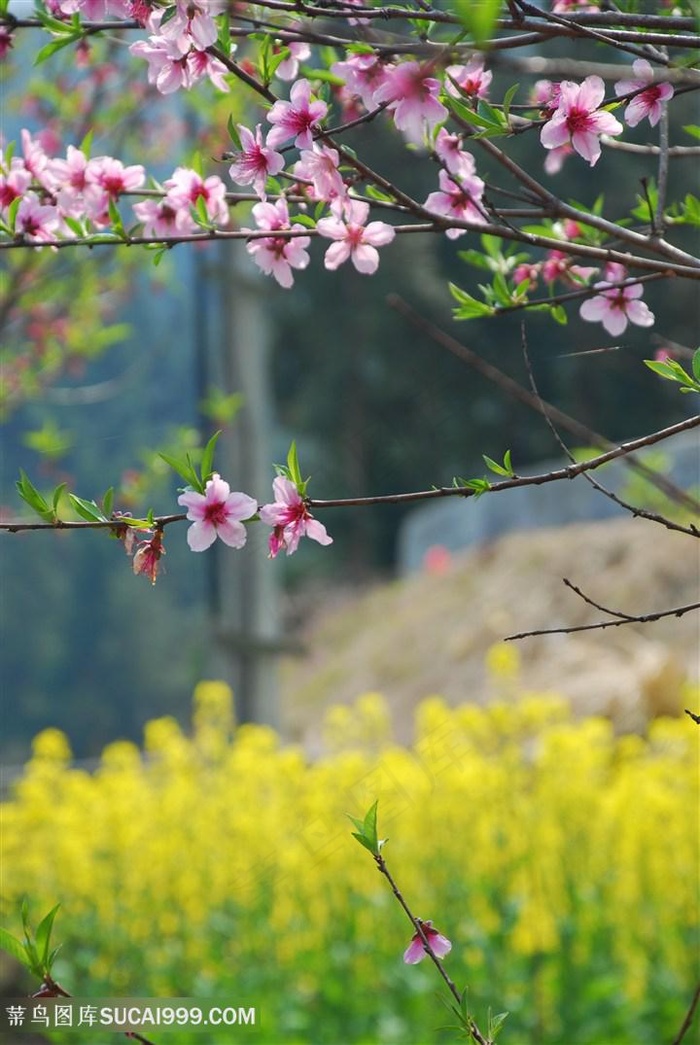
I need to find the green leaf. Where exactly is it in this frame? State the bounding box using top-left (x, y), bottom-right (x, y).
top-left (16, 471), bottom-right (53, 523)
top-left (453, 0), bottom-right (500, 44)
top-left (501, 83), bottom-right (519, 120)
top-left (456, 248), bottom-right (492, 271)
top-left (0, 928), bottom-right (31, 970)
top-left (50, 485), bottom-right (65, 516)
top-left (107, 197), bottom-right (126, 239)
top-left (447, 97), bottom-right (493, 129)
top-left (550, 304), bottom-right (568, 325)
top-left (35, 33), bottom-right (83, 66)
top-left (159, 452), bottom-right (202, 492)
top-left (489, 1010), bottom-right (510, 1040)
top-left (350, 831), bottom-right (377, 854)
top-left (199, 430), bottom-right (221, 485)
top-left (68, 494), bottom-right (106, 523)
top-left (79, 128), bottom-right (93, 158)
top-left (35, 904), bottom-right (61, 970)
top-left (683, 124), bottom-right (700, 140)
top-left (364, 184), bottom-right (395, 204)
top-left (286, 441), bottom-right (303, 488)
top-left (453, 476), bottom-right (491, 497)
top-left (348, 800), bottom-right (381, 855)
top-left (692, 348), bottom-right (700, 383)
top-left (287, 212), bottom-right (317, 229)
top-left (483, 452), bottom-right (514, 477)
top-left (449, 283), bottom-right (494, 319)
top-left (226, 115), bottom-right (242, 152)
top-left (102, 487), bottom-right (114, 518)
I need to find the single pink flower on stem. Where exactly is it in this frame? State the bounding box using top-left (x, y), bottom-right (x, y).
top-left (433, 128), bottom-right (476, 180)
top-left (579, 266), bottom-right (655, 336)
top-left (129, 36), bottom-right (191, 94)
top-left (275, 40), bottom-right (311, 82)
top-left (228, 124), bottom-right (284, 200)
top-left (178, 474), bottom-right (257, 552)
top-left (543, 142), bottom-right (573, 175)
top-left (244, 198), bottom-right (311, 289)
top-left (132, 529), bottom-right (165, 585)
top-left (540, 76), bottom-right (623, 166)
top-left (332, 53), bottom-right (391, 112)
top-left (294, 144), bottom-right (346, 203)
top-left (424, 168), bottom-right (486, 238)
top-left (316, 198), bottom-right (395, 274)
top-left (541, 249), bottom-right (596, 286)
top-left (614, 59), bottom-right (673, 128)
top-left (259, 476), bottom-right (332, 558)
top-left (530, 79), bottom-right (561, 112)
top-left (165, 167), bottom-right (229, 226)
top-left (133, 196), bottom-right (196, 237)
top-left (403, 920), bottom-right (452, 965)
top-left (0, 26), bottom-right (14, 59)
top-left (445, 56), bottom-right (492, 101)
top-left (373, 60), bottom-right (447, 145)
top-left (514, 261), bottom-right (541, 288)
top-left (15, 193), bottom-right (60, 243)
top-left (266, 78), bottom-right (328, 150)
top-left (156, 0), bottom-right (224, 53)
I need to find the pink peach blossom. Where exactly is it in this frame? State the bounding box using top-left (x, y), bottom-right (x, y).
top-left (164, 167), bottom-right (229, 226)
top-left (228, 124), bottom-right (285, 199)
top-left (434, 128), bottom-right (477, 179)
top-left (540, 76), bottom-right (623, 166)
top-left (275, 40), bottom-right (311, 82)
top-left (445, 57), bottom-right (492, 101)
top-left (316, 198), bottom-right (395, 274)
top-left (132, 530), bottom-right (165, 585)
top-left (259, 476), bottom-right (332, 557)
top-left (294, 144), bottom-right (346, 203)
top-left (14, 193), bottom-right (60, 243)
top-left (178, 474), bottom-right (257, 552)
top-left (403, 920), bottom-right (452, 964)
top-left (424, 168), bottom-right (486, 238)
top-left (373, 61), bottom-right (447, 145)
top-left (132, 196), bottom-right (196, 237)
top-left (579, 267), bottom-right (655, 336)
top-left (614, 59), bottom-right (673, 128)
top-left (266, 79), bottom-right (328, 150)
top-left (244, 198), bottom-right (310, 289)
top-left (331, 53), bottom-right (391, 112)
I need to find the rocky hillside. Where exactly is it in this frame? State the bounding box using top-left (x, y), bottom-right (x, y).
top-left (279, 517), bottom-right (699, 749)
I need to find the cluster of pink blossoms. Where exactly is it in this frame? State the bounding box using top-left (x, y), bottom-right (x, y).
top-left (0, 130), bottom-right (146, 241)
top-left (0, 130), bottom-right (230, 243)
top-left (536, 67), bottom-right (672, 171)
top-left (127, 0), bottom-right (231, 94)
top-left (176, 473), bottom-right (331, 561)
top-left (225, 77), bottom-right (396, 287)
top-left (125, 471), bottom-right (333, 583)
top-left (512, 220), bottom-right (655, 335)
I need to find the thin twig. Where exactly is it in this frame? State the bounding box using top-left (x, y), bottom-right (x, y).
top-left (504, 597), bottom-right (700, 640)
top-left (670, 980), bottom-right (700, 1045)
top-left (562, 577), bottom-right (638, 620)
top-left (375, 854), bottom-right (491, 1045)
top-left (519, 324), bottom-right (699, 537)
top-left (390, 295), bottom-right (700, 520)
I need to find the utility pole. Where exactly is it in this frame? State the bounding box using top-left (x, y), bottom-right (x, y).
top-left (205, 240), bottom-right (281, 728)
